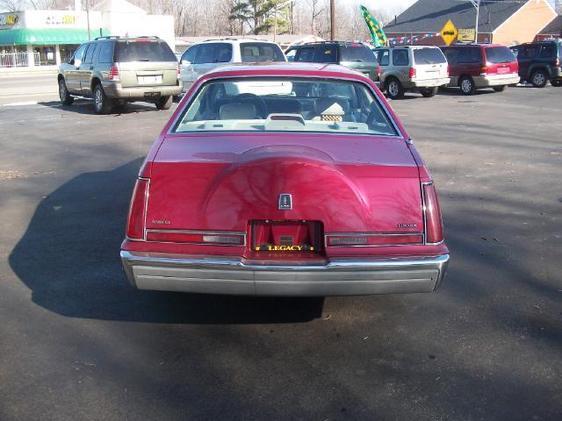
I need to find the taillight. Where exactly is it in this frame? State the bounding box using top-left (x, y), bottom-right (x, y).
top-left (146, 230), bottom-right (245, 246)
top-left (327, 234), bottom-right (422, 247)
top-left (556, 57), bottom-right (560, 67)
top-left (126, 178), bottom-right (149, 240)
top-left (177, 63), bottom-right (181, 79)
top-left (480, 65), bottom-right (489, 75)
top-left (423, 182), bottom-right (444, 244)
top-left (408, 67), bottom-right (416, 78)
top-left (108, 64), bottom-right (120, 81)
top-left (376, 64), bottom-right (382, 78)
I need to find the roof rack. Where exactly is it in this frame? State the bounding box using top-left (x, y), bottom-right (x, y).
top-left (201, 37), bottom-right (264, 42)
top-left (94, 35), bottom-right (161, 41)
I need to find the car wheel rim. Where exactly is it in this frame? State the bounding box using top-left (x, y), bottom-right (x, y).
top-left (533, 73), bottom-right (545, 85)
top-left (94, 88), bottom-right (102, 110)
top-left (388, 81), bottom-right (398, 96)
top-left (461, 79), bottom-right (472, 93)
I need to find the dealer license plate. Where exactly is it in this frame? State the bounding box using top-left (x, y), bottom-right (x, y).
top-left (251, 220), bottom-right (323, 253)
top-left (498, 67), bottom-right (510, 74)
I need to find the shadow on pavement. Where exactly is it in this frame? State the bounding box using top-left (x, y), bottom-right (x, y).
top-left (38, 100), bottom-right (167, 115)
top-left (9, 159), bottom-right (324, 324)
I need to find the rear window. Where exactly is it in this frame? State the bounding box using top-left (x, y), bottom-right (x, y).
top-left (485, 47), bottom-right (515, 64)
top-left (414, 48), bottom-right (446, 64)
top-left (114, 40), bottom-right (176, 62)
top-left (340, 44), bottom-right (376, 62)
top-left (539, 43), bottom-right (557, 58)
top-left (240, 43), bottom-right (285, 62)
top-left (173, 77), bottom-right (397, 136)
top-left (443, 47), bottom-right (481, 64)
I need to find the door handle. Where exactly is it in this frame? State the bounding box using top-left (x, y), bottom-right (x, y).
top-left (89, 66), bottom-right (94, 70)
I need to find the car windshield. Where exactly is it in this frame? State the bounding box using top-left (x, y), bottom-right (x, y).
top-left (114, 40), bottom-right (177, 62)
top-left (414, 48), bottom-right (447, 64)
top-left (240, 43), bottom-right (285, 62)
top-left (485, 46), bottom-right (515, 63)
top-left (340, 44), bottom-right (376, 62)
top-left (174, 78), bottom-right (397, 136)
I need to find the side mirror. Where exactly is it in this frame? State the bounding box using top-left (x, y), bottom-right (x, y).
top-left (74, 59), bottom-right (81, 68)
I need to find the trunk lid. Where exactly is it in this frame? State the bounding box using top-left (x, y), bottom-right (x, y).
top-left (114, 39), bottom-right (178, 88)
top-left (483, 46), bottom-right (518, 74)
top-left (145, 134), bottom-right (423, 238)
top-left (412, 47), bottom-right (449, 80)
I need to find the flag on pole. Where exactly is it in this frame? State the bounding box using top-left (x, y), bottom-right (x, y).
top-left (360, 5), bottom-right (388, 47)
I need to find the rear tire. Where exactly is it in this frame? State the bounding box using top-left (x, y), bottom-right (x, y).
top-left (420, 87), bottom-right (438, 97)
top-left (459, 76), bottom-right (476, 95)
top-left (93, 83), bottom-right (113, 114)
top-left (58, 78), bottom-right (74, 106)
top-left (493, 85), bottom-right (506, 92)
top-left (385, 77), bottom-right (404, 99)
top-left (551, 80), bottom-right (561, 87)
top-left (530, 69), bottom-right (547, 88)
top-left (156, 95), bottom-right (173, 110)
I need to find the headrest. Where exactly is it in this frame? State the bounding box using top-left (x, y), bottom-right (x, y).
top-left (219, 102), bottom-right (258, 120)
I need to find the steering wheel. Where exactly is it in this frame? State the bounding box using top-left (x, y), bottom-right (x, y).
top-left (233, 93), bottom-right (267, 118)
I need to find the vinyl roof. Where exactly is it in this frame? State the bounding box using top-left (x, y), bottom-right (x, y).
top-left (383, 0), bottom-right (528, 34)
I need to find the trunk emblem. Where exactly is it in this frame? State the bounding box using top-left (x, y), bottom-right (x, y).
top-left (278, 193), bottom-right (293, 210)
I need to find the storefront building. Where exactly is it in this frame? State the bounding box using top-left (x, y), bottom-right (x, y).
top-left (0, 0), bottom-right (174, 68)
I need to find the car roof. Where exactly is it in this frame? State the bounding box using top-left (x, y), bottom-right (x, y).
top-left (295, 41), bottom-right (368, 47)
top-left (443, 43), bottom-right (508, 48)
top-left (196, 38), bottom-right (279, 45)
top-left (375, 45), bottom-right (439, 49)
top-left (202, 62), bottom-right (368, 79)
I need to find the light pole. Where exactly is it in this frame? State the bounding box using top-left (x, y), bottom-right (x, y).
top-left (330, 0), bottom-right (335, 40)
top-left (86, 0), bottom-right (91, 41)
top-left (468, 0), bottom-right (480, 43)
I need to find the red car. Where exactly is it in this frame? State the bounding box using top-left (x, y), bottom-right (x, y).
top-left (120, 63), bottom-right (449, 296)
top-left (442, 44), bottom-right (519, 95)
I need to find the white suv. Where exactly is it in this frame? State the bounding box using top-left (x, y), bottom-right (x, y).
top-left (179, 39), bottom-right (286, 91)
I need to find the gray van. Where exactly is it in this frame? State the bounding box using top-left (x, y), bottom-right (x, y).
top-left (180, 39), bottom-right (286, 92)
top-left (285, 41), bottom-right (381, 83)
top-left (58, 36), bottom-right (182, 113)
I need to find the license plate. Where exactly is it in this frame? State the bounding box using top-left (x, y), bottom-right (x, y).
top-left (251, 220), bottom-right (323, 253)
top-left (138, 75), bottom-right (162, 84)
top-left (498, 67), bottom-right (509, 74)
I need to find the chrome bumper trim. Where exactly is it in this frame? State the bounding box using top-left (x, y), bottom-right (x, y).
top-left (120, 251), bottom-right (449, 296)
top-left (474, 73), bottom-right (520, 87)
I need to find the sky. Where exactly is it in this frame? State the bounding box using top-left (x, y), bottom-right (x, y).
top-left (352, 0), bottom-right (417, 12)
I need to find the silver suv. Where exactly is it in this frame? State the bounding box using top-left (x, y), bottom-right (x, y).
top-left (374, 46), bottom-right (450, 99)
top-left (58, 36), bottom-right (182, 113)
top-left (179, 39), bottom-right (286, 91)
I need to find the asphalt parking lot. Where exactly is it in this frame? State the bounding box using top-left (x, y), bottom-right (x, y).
top-left (0, 85), bottom-right (561, 420)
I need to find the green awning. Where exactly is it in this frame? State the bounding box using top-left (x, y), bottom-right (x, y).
top-left (0, 28), bottom-right (110, 46)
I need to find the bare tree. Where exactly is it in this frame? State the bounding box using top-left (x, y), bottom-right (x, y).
top-left (0, 0), bottom-right (24, 11)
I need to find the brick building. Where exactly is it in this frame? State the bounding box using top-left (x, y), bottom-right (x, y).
top-left (383, 0), bottom-right (557, 46)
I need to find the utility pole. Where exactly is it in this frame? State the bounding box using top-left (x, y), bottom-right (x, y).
top-left (86, 0), bottom-right (91, 41)
top-left (468, 0), bottom-right (480, 43)
top-left (330, 0), bottom-right (335, 40)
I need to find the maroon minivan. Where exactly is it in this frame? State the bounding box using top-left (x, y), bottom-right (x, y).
top-left (442, 44), bottom-right (519, 95)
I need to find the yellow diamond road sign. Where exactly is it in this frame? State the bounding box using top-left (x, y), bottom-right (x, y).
top-left (440, 19), bottom-right (458, 46)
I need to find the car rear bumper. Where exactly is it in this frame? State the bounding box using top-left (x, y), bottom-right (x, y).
top-left (411, 77), bottom-right (450, 88)
top-left (120, 251), bottom-right (450, 296)
top-left (102, 81), bottom-right (183, 99)
top-left (474, 73), bottom-right (519, 87)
